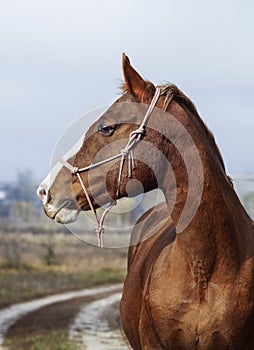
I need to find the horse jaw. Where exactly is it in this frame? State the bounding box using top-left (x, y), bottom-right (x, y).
top-left (54, 206), bottom-right (80, 224)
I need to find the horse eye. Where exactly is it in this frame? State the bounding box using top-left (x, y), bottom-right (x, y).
top-left (98, 124), bottom-right (115, 136)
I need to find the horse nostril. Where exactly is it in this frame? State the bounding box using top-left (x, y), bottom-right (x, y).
top-left (37, 185), bottom-right (51, 204)
top-left (41, 188), bottom-right (46, 197)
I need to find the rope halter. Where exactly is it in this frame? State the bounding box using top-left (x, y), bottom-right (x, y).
top-left (61, 87), bottom-right (161, 247)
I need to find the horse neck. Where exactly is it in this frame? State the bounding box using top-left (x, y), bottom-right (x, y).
top-left (160, 101), bottom-right (253, 271)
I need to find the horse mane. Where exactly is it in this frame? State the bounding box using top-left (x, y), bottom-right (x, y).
top-left (159, 83), bottom-right (200, 116)
top-left (160, 83), bottom-right (226, 173)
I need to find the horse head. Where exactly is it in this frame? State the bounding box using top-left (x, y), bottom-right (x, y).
top-left (37, 54), bottom-right (165, 225)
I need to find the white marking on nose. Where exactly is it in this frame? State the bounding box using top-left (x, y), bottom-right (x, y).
top-left (40, 161), bottom-right (63, 193)
top-left (38, 133), bottom-right (85, 201)
top-left (37, 184), bottom-right (49, 205)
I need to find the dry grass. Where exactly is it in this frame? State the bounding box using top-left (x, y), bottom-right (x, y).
top-left (0, 232), bottom-right (128, 308)
top-left (4, 330), bottom-right (81, 350)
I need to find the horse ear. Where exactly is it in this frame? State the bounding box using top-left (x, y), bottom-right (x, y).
top-left (122, 53), bottom-right (156, 102)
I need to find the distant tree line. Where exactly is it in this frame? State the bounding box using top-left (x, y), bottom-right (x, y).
top-left (0, 171), bottom-right (253, 231)
top-left (0, 170), bottom-right (47, 230)
top-left (0, 169), bottom-right (38, 203)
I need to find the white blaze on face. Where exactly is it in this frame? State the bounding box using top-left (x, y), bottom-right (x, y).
top-left (38, 134), bottom-right (85, 200)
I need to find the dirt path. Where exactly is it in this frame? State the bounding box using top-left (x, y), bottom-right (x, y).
top-left (70, 292), bottom-right (130, 349)
top-left (0, 284), bottom-right (128, 349)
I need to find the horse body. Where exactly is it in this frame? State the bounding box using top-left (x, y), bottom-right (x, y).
top-left (121, 125), bottom-right (254, 348)
top-left (37, 54), bottom-right (254, 349)
top-left (122, 197), bottom-right (254, 349)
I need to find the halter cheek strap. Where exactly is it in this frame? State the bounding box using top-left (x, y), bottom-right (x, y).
top-left (62, 87), bottom-right (161, 247)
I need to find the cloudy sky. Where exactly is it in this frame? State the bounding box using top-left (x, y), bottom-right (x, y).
top-left (1, 0), bottom-right (253, 183)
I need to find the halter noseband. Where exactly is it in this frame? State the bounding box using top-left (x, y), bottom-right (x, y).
top-left (62, 87), bottom-right (161, 247)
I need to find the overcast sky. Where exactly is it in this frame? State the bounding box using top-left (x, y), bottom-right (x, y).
top-left (0, 0), bottom-right (253, 183)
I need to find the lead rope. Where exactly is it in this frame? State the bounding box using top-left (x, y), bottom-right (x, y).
top-left (62, 87), bottom-right (161, 247)
top-left (75, 172), bottom-right (114, 248)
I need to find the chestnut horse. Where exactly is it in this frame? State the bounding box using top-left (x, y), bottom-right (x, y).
top-left (37, 54), bottom-right (254, 349)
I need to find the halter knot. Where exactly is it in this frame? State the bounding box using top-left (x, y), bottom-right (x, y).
top-left (96, 226), bottom-right (104, 234)
top-left (71, 166), bottom-right (79, 174)
top-left (95, 226), bottom-right (105, 248)
top-left (120, 148), bottom-right (129, 158)
top-left (130, 127), bottom-right (145, 139)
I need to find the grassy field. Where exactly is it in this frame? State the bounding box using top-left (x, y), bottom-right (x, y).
top-left (4, 330), bottom-right (82, 350)
top-left (0, 232), bottom-right (128, 308)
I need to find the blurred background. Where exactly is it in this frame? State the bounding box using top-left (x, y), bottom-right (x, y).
top-left (0, 0), bottom-right (253, 349)
top-left (0, 0), bottom-right (253, 236)
top-left (1, 0), bottom-right (254, 221)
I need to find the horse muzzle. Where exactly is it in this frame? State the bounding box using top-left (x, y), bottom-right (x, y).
top-left (37, 184), bottom-right (80, 224)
